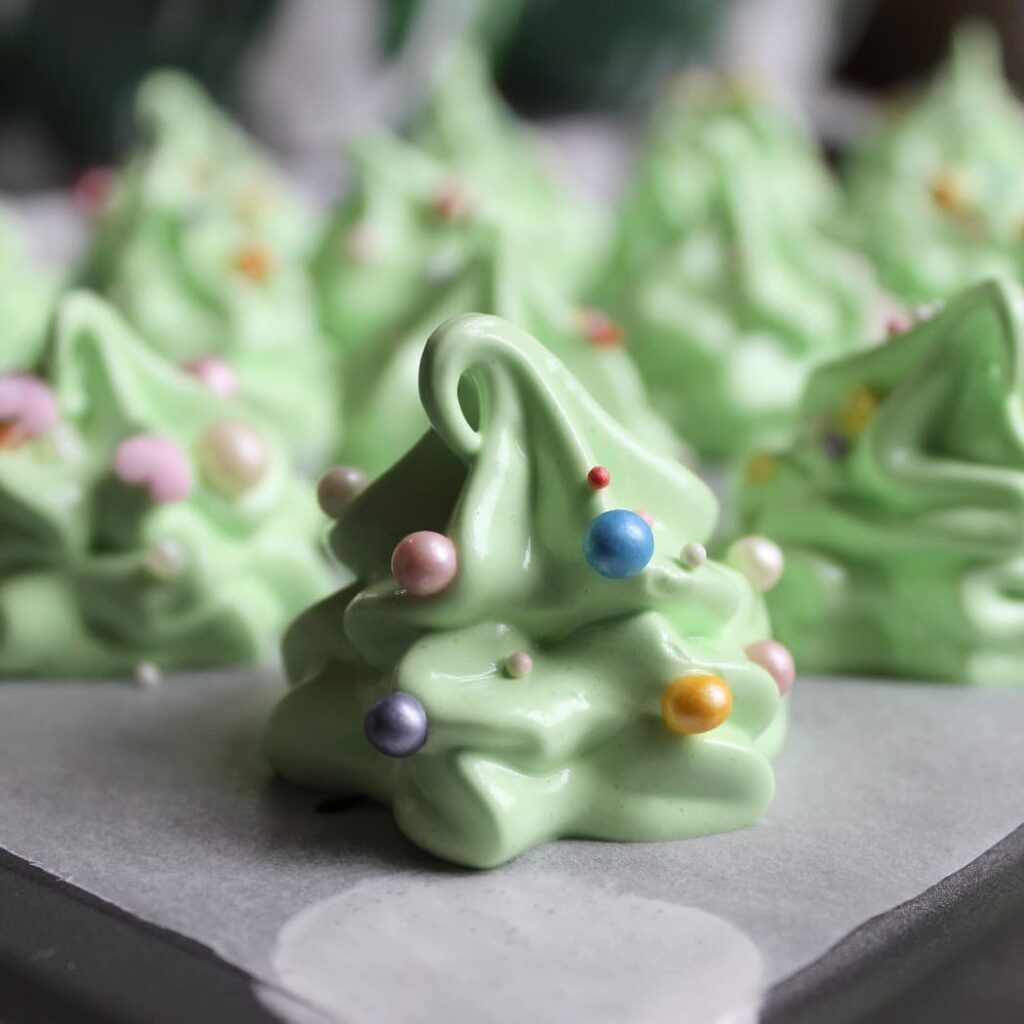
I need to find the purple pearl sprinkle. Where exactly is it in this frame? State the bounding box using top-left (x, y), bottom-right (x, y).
top-left (822, 431), bottom-right (849, 460)
top-left (364, 692), bottom-right (428, 758)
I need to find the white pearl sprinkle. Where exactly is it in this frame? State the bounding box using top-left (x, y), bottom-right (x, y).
top-left (727, 536), bottom-right (785, 593)
top-left (504, 652), bottom-right (534, 679)
top-left (134, 661), bottom-right (162, 689)
top-left (145, 538), bottom-right (186, 580)
top-left (680, 542), bottom-right (707, 570)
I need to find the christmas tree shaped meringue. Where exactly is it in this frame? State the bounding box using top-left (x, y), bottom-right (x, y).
top-left (265, 313), bottom-right (791, 869)
top-left (735, 277), bottom-right (1024, 685)
top-left (0, 206), bottom-right (58, 374)
top-left (595, 73), bottom-right (879, 461)
top-left (313, 45), bottom-right (602, 357)
top-left (0, 291), bottom-right (330, 678)
top-left (845, 24), bottom-right (1024, 304)
top-left (78, 70), bottom-right (336, 464)
top-left (336, 226), bottom-right (683, 478)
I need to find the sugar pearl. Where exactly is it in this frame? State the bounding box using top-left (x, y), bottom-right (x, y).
top-left (680, 542), bottom-right (707, 569)
top-left (134, 661), bottom-right (162, 689)
top-left (661, 674), bottom-right (733, 735)
top-left (391, 531), bottom-right (458, 597)
top-left (114, 434), bottom-right (193, 503)
top-left (145, 538), bottom-right (186, 580)
top-left (587, 465), bottom-right (611, 490)
top-left (184, 356), bottom-right (238, 397)
top-left (198, 420), bottom-right (270, 497)
top-left (364, 693), bottom-right (428, 758)
top-left (0, 374), bottom-right (58, 446)
top-left (727, 536), bottom-right (784, 593)
top-left (504, 652), bottom-right (533, 679)
top-left (317, 465), bottom-right (369, 519)
top-left (583, 509), bottom-right (654, 579)
top-left (745, 640), bottom-right (795, 695)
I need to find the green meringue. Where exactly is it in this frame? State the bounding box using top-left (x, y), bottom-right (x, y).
top-left (265, 313), bottom-right (786, 869)
top-left (735, 277), bottom-right (1024, 685)
top-left (596, 73), bottom-right (878, 461)
top-left (845, 24), bottom-right (1024, 304)
top-left (336, 227), bottom-right (683, 478)
top-left (0, 291), bottom-right (330, 678)
top-left (79, 70), bottom-right (336, 465)
top-left (313, 46), bottom-right (602, 357)
top-left (0, 208), bottom-right (58, 373)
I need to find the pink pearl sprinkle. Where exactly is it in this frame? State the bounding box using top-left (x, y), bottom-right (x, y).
top-left (391, 531), bottom-right (458, 597)
top-left (0, 374), bottom-right (58, 443)
top-left (745, 640), bottom-right (795, 695)
top-left (184, 356), bottom-right (238, 398)
top-left (635, 508), bottom-right (655, 527)
top-left (504, 651), bottom-right (533, 678)
top-left (114, 433), bottom-right (193, 503)
top-left (886, 315), bottom-right (912, 338)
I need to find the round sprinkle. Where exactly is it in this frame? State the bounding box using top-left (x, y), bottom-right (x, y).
top-left (635, 508), bottom-right (655, 527)
top-left (743, 452), bottom-right (778, 487)
top-left (661, 674), bottom-right (733, 735)
top-left (745, 640), bottom-right (795, 696)
top-left (583, 509), bottom-right (654, 579)
top-left (232, 244), bottom-right (273, 282)
top-left (391, 531), bottom-right (458, 597)
top-left (198, 420), bottom-right (270, 497)
top-left (72, 166), bottom-right (116, 216)
top-left (114, 434), bottom-right (193, 503)
top-left (727, 536), bottom-right (784, 593)
top-left (821, 431), bottom-right (849, 460)
top-left (886, 315), bottom-right (912, 338)
top-left (134, 661), bottom-right (162, 689)
top-left (184, 356), bottom-right (238, 398)
top-left (0, 374), bottom-right (58, 447)
top-left (839, 385), bottom-right (879, 438)
top-left (587, 465), bottom-right (611, 490)
top-left (364, 693), bottom-right (428, 758)
top-left (431, 183), bottom-right (471, 221)
top-left (578, 308), bottom-right (623, 347)
top-left (145, 538), bottom-right (186, 580)
top-left (680, 542), bottom-right (707, 569)
top-left (317, 465), bottom-right (369, 519)
top-left (504, 651), bottom-right (533, 679)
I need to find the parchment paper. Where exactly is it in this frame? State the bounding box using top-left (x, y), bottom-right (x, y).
top-left (1, 673), bottom-right (1023, 1023)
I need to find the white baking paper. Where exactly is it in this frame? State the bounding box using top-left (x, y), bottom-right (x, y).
top-left (0, 673), bottom-right (1022, 1024)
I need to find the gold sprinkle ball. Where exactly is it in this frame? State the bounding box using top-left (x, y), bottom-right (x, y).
top-left (743, 452), bottom-right (778, 486)
top-left (660, 674), bottom-right (733, 735)
top-left (839, 385), bottom-right (880, 438)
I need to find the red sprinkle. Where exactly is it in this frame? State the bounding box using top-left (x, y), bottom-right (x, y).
top-left (72, 166), bottom-right (116, 216)
top-left (579, 308), bottom-right (624, 348)
top-left (587, 465), bottom-right (611, 490)
top-left (431, 182), bottom-right (472, 221)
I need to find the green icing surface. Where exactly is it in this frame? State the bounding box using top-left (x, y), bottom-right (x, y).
top-left (595, 74), bottom-right (878, 461)
top-left (845, 24), bottom-right (1024, 304)
top-left (0, 208), bottom-right (59, 373)
top-left (0, 292), bottom-right (331, 678)
top-left (313, 45), bottom-right (603, 357)
top-left (265, 313), bottom-right (785, 868)
top-left (337, 227), bottom-right (683, 477)
top-left (735, 277), bottom-right (1024, 685)
top-left (78, 70), bottom-right (337, 465)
